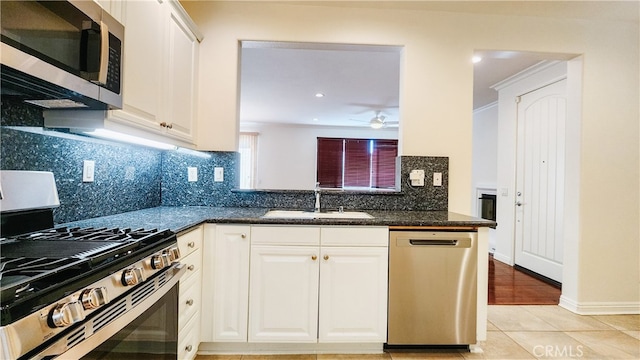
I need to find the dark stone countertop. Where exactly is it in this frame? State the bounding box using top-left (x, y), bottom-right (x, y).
top-left (58, 206), bottom-right (497, 234)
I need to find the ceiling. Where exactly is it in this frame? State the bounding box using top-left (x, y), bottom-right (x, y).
top-left (239, 43), bottom-right (570, 129)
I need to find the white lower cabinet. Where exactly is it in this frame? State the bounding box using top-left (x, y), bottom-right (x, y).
top-left (247, 225), bottom-right (388, 344)
top-left (201, 224), bottom-right (251, 342)
top-left (318, 246), bottom-right (388, 342)
top-left (177, 225), bottom-right (203, 360)
top-left (249, 245), bottom-right (321, 342)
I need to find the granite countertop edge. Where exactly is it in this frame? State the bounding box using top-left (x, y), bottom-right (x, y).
top-left (58, 206), bottom-right (497, 234)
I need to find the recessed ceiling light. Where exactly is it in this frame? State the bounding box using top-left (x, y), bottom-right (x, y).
top-left (472, 56), bottom-right (482, 64)
top-left (315, 93), bottom-right (325, 98)
top-left (313, 118), bottom-right (319, 121)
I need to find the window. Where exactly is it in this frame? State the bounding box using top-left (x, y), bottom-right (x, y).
top-left (316, 137), bottom-right (398, 190)
top-left (239, 132), bottom-right (258, 189)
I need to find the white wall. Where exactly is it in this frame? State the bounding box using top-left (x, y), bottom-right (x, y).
top-left (243, 123), bottom-right (397, 190)
top-left (183, 2), bottom-right (639, 312)
top-left (472, 103), bottom-right (498, 251)
top-left (471, 102), bottom-right (498, 199)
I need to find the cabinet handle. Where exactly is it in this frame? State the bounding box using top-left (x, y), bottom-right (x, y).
top-left (185, 345), bottom-right (193, 352)
top-left (160, 122), bottom-right (173, 129)
top-left (187, 265), bottom-right (195, 271)
top-left (186, 299), bottom-right (194, 306)
top-left (311, 255), bottom-right (317, 261)
top-left (241, 233), bottom-right (246, 239)
top-left (323, 255), bottom-right (329, 261)
top-left (188, 241), bottom-right (195, 248)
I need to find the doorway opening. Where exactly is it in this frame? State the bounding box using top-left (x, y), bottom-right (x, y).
top-left (471, 50), bottom-right (580, 305)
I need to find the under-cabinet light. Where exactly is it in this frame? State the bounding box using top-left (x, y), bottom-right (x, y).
top-left (84, 129), bottom-right (178, 150)
top-left (176, 147), bottom-right (212, 158)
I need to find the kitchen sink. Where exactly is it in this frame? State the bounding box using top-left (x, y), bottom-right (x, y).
top-left (262, 210), bottom-right (374, 219)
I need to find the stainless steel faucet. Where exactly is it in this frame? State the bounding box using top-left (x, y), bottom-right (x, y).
top-left (314, 182), bottom-right (321, 212)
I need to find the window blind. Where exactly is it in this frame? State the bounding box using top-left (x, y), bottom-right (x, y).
top-left (317, 137), bottom-right (397, 189)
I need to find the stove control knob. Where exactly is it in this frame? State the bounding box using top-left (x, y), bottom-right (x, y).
top-left (49, 301), bottom-right (85, 328)
top-left (81, 287), bottom-right (109, 310)
top-left (167, 247), bottom-right (181, 262)
top-left (121, 267), bottom-right (145, 286)
top-left (151, 254), bottom-right (168, 269)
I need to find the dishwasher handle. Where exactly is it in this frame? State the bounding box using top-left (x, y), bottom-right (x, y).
top-left (393, 235), bottom-right (473, 248)
top-left (409, 239), bottom-right (458, 246)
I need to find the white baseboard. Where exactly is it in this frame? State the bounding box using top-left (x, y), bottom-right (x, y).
top-left (491, 251), bottom-right (512, 266)
top-left (559, 295), bottom-right (640, 315)
top-left (198, 342), bottom-right (384, 355)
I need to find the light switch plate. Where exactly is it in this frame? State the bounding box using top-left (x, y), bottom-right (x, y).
top-left (188, 167), bottom-right (198, 182)
top-left (83, 160), bottom-right (95, 182)
top-left (214, 167), bottom-right (224, 182)
top-left (433, 172), bottom-right (442, 186)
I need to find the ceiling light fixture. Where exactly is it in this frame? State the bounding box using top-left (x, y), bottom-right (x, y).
top-left (315, 93), bottom-right (325, 98)
top-left (370, 112), bottom-right (385, 129)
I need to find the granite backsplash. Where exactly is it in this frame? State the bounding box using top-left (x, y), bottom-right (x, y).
top-left (1, 99), bottom-right (448, 224)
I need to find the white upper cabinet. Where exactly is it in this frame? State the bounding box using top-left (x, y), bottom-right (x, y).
top-left (165, 3), bottom-right (199, 143)
top-left (107, 0), bottom-right (201, 147)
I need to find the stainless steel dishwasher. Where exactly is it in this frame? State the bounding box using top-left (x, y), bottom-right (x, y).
top-left (387, 230), bottom-right (477, 346)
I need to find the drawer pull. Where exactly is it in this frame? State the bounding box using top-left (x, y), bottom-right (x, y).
top-left (323, 255), bottom-right (329, 261)
top-left (241, 233), bottom-right (246, 239)
top-left (188, 265), bottom-right (195, 271)
top-left (186, 299), bottom-right (194, 306)
top-left (311, 255), bottom-right (317, 261)
top-left (188, 241), bottom-right (195, 248)
top-left (185, 345), bottom-right (193, 352)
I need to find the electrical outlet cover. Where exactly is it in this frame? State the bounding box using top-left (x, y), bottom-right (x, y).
top-left (188, 167), bottom-right (198, 182)
top-left (214, 167), bottom-right (224, 182)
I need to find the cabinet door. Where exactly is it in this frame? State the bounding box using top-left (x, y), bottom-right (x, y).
top-left (207, 225), bottom-right (251, 342)
top-left (164, 3), bottom-right (198, 143)
top-left (318, 246), bottom-right (388, 343)
top-left (249, 246), bottom-right (319, 343)
top-left (111, 0), bottom-right (164, 130)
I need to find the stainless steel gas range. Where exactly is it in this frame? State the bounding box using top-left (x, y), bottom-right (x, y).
top-left (0, 171), bottom-right (185, 359)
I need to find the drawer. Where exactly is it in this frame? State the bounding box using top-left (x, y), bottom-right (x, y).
top-left (179, 271), bottom-right (201, 329)
top-left (178, 226), bottom-right (203, 257)
top-left (321, 226), bottom-right (388, 247)
top-left (251, 225), bottom-right (320, 246)
top-left (178, 313), bottom-right (200, 360)
top-left (180, 249), bottom-right (202, 284)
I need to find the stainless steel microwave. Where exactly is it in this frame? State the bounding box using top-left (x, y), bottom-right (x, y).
top-left (1, 0), bottom-right (124, 110)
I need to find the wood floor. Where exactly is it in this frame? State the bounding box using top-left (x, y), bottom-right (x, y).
top-left (488, 254), bottom-right (561, 305)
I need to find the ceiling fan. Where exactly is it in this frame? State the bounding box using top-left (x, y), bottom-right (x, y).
top-left (368, 111), bottom-right (398, 129)
top-left (347, 111), bottom-right (399, 129)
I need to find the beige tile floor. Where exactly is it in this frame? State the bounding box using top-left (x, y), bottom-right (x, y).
top-left (196, 305), bottom-right (640, 360)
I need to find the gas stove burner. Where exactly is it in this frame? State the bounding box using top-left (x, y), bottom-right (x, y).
top-left (15, 226), bottom-right (161, 242)
top-left (0, 227), bottom-right (176, 326)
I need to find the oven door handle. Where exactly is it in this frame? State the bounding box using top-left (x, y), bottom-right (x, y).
top-left (30, 263), bottom-right (186, 360)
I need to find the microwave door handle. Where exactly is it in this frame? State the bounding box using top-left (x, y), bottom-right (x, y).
top-left (97, 21), bottom-right (109, 85)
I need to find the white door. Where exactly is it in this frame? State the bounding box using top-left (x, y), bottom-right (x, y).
top-left (318, 246), bottom-right (388, 343)
top-left (248, 246), bottom-right (320, 342)
top-left (514, 79), bottom-right (566, 283)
